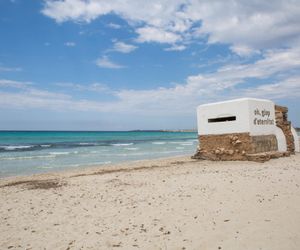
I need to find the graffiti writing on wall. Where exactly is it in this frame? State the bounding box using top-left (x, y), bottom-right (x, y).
top-left (253, 108), bottom-right (274, 125)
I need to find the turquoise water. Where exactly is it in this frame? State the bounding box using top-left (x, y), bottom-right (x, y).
top-left (0, 131), bottom-right (198, 178)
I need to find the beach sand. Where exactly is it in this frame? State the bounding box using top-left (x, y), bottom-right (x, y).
top-left (1, 153), bottom-right (300, 250)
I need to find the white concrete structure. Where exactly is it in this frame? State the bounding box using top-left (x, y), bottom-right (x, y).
top-left (197, 98), bottom-right (276, 136)
top-left (291, 127), bottom-right (300, 152)
top-left (275, 127), bottom-right (287, 152)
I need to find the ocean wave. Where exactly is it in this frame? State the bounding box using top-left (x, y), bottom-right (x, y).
top-left (78, 142), bottom-right (98, 146)
top-left (158, 150), bottom-right (186, 154)
top-left (86, 161), bottom-right (112, 165)
top-left (179, 143), bottom-right (193, 146)
top-left (0, 137), bottom-right (197, 154)
top-left (72, 161), bottom-right (111, 166)
top-left (125, 147), bottom-right (139, 151)
top-left (176, 147), bottom-right (185, 150)
top-left (100, 152), bottom-right (149, 157)
top-left (168, 141), bottom-right (185, 144)
top-left (90, 150), bottom-right (109, 154)
top-left (49, 152), bottom-right (70, 156)
top-left (152, 142), bottom-right (166, 145)
top-left (0, 145), bottom-right (34, 151)
top-left (0, 155), bottom-right (57, 160)
top-left (112, 143), bottom-right (134, 146)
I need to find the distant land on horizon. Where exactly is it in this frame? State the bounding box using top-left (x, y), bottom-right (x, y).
top-left (0, 129), bottom-right (197, 133)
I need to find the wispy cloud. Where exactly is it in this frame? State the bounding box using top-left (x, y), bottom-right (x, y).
top-left (0, 66), bottom-right (22, 72)
top-left (240, 76), bottom-right (300, 99)
top-left (95, 56), bottom-right (124, 69)
top-left (112, 41), bottom-right (137, 53)
top-left (42, 0), bottom-right (300, 57)
top-left (64, 41), bottom-right (76, 47)
top-left (1, 46), bottom-right (300, 116)
top-left (164, 44), bottom-right (186, 51)
top-left (136, 26), bottom-right (181, 44)
top-left (56, 82), bottom-right (109, 92)
top-left (0, 79), bottom-right (31, 88)
top-left (108, 22), bottom-right (121, 29)
top-left (230, 45), bottom-right (259, 57)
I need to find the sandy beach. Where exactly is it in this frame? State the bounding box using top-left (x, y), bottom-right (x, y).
top-left (1, 153), bottom-right (300, 250)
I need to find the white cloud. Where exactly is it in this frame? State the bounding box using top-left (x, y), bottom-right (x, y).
top-left (0, 79), bottom-right (31, 88)
top-left (187, 0), bottom-right (300, 52)
top-left (56, 82), bottom-right (108, 92)
top-left (113, 41), bottom-right (137, 53)
top-left (95, 56), bottom-right (124, 69)
top-left (0, 66), bottom-right (22, 72)
top-left (64, 41), bottom-right (76, 47)
top-left (108, 22), bottom-right (121, 29)
top-left (136, 26), bottom-right (181, 44)
top-left (164, 44), bottom-right (186, 51)
top-left (230, 45), bottom-right (258, 57)
top-left (26, 88), bottom-right (70, 99)
top-left (113, 47), bottom-right (300, 114)
top-left (42, 0), bottom-right (300, 55)
top-left (2, 46), bottom-right (299, 116)
top-left (241, 76), bottom-right (300, 99)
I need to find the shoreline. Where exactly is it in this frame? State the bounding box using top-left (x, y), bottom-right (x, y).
top-left (0, 153), bottom-right (193, 182)
top-left (1, 153), bottom-right (300, 249)
top-left (0, 130), bottom-right (198, 179)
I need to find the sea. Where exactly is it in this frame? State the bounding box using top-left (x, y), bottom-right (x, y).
top-left (0, 131), bottom-right (198, 178)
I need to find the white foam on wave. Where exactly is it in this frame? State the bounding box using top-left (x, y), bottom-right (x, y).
top-left (102, 152), bottom-right (148, 157)
top-left (125, 147), bottom-right (139, 151)
top-left (89, 149), bottom-right (109, 154)
top-left (152, 142), bottom-right (166, 145)
top-left (159, 150), bottom-right (186, 154)
top-left (49, 152), bottom-right (70, 156)
top-left (1, 155), bottom-right (57, 161)
top-left (180, 143), bottom-right (193, 146)
top-left (112, 143), bottom-right (134, 146)
top-left (41, 144), bottom-right (51, 148)
top-left (78, 142), bottom-right (97, 146)
top-left (83, 161), bottom-right (112, 166)
top-left (169, 141), bottom-right (184, 144)
top-left (1, 145), bottom-right (34, 150)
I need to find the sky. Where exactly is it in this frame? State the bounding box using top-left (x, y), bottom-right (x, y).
top-left (0, 0), bottom-right (300, 130)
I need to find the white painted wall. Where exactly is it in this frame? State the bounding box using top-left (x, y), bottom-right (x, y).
top-left (291, 127), bottom-right (300, 152)
top-left (248, 99), bottom-right (276, 136)
top-left (275, 127), bottom-right (287, 152)
top-left (197, 98), bottom-right (276, 136)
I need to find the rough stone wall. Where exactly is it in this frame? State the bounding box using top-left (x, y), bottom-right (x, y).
top-left (193, 133), bottom-right (278, 161)
top-left (275, 105), bottom-right (295, 153)
top-left (251, 135), bottom-right (278, 153)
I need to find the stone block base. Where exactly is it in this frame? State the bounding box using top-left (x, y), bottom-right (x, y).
top-left (192, 132), bottom-right (286, 162)
top-left (246, 151), bottom-right (290, 163)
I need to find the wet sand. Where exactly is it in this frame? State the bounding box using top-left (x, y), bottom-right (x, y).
top-left (1, 153), bottom-right (300, 249)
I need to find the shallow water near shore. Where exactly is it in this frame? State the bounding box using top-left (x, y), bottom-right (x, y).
top-left (0, 131), bottom-right (198, 178)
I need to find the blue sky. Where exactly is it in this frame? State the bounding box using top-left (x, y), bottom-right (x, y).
top-left (0, 0), bottom-right (300, 130)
